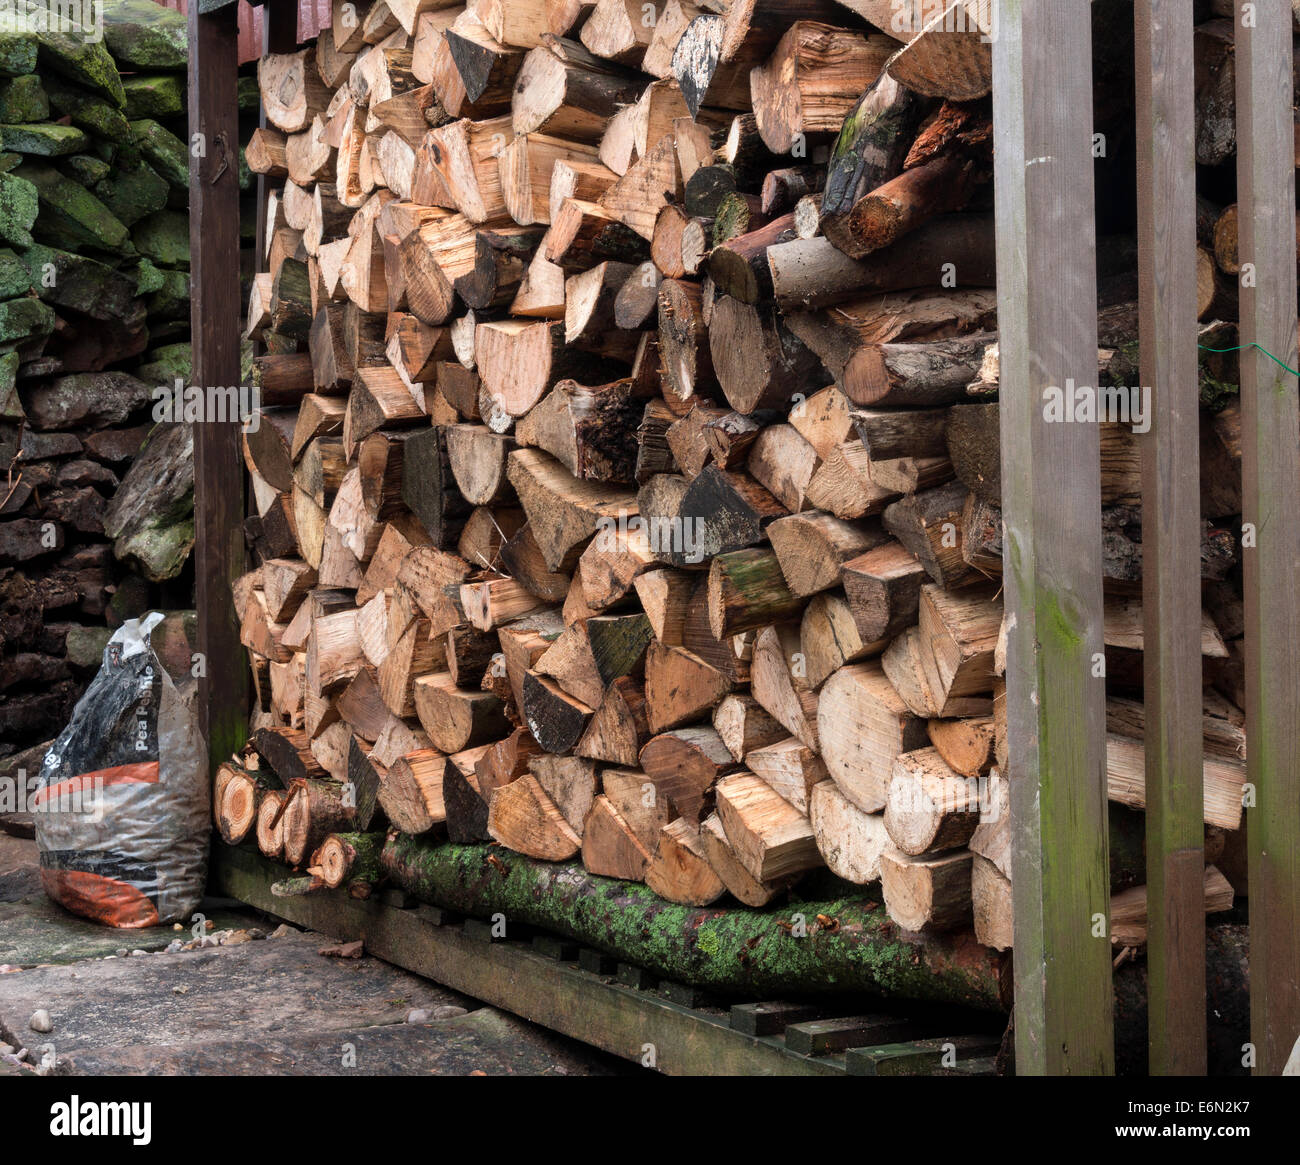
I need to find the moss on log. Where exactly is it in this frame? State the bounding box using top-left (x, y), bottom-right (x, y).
top-left (0, 74), bottom-right (48, 123)
top-left (36, 29), bottom-right (126, 109)
top-left (102, 0), bottom-right (188, 72)
top-left (381, 835), bottom-right (1012, 1008)
top-left (122, 74), bottom-right (185, 119)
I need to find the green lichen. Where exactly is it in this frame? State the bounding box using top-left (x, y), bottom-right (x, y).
top-left (131, 209), bottom-right (189, 268)
top-left (0, 32), bottom-right (37, 78)
top-left (0, 74), bottom-right (47, 123)
top-left (93, 159), bottom-right (168, 227)
top-left (102, 0), bottom-right (188, 71)
top-left (3, 122), bottom-right (87, 156)
top-left (0, 169), bottom-right (37, 247)
top-left (37, 29), bottom-right (126, 109)
top-left (121, 74), bottom-right (185, 120)
top-left (129, 119), bottom-right (188, 190)
top-left (16, 160), bottom-right (132, 253)
top-left (58, 153), bottom-right (110, 185)
top-left (44, 76), bottom-right (132, 143)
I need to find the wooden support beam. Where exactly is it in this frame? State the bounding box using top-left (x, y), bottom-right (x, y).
top-left (1236, 0), bottom-right (1300, 1077)
top-left (189, 0), bottom-right (249, 772)
top-left (993, 0), bottom-right (1113, 1074)
top-left (1134, 0), bottom-right (1206, 1076)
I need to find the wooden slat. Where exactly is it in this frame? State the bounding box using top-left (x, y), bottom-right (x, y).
top-left (1235, 0), bottom-right (1300, 1076)
top-left (1133, 0), bottom-right (1206, 1075)
top-left (993, 0), bottom-right (1113, 1074)
top-left (189, 0), bottom-right (250, 773)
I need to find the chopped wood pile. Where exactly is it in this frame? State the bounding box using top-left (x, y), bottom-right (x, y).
top-left (0, 2), bottom-right (206, 753)
top-left (224, 0), bottom-right (1250, 963)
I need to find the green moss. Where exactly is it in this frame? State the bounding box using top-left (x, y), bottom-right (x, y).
top-left (146, 266), bottom-right (188, 320)
top-left (37, 30), bottom-right (126, 109)
top-left (102, 0), bottom-right (188, 71)
top-left (121, 74), bottom-right (185, 120)
top-left (131, 209), bottom-right (188, 268)
top-left (0, 295), bottom-right (54, 342)
top-left (136, 341), bottom-right (191, 385)
top-left (58, 153), bottom-right (110, 185)
top-left (44, 76), bottom-right (132, 143)
top-left (0, 32), bottom-right (37, 77)
top-left (133, 256), bottom-right (164, 295)
top-left (0, 169), bottom-right (37, 247)
top-left (0, 74), bottom-right (47, 123)
top-left (0, 247), bottom-right (31, 299)
top-left (16, 160), bottom-right (131, 253)
top-left (93, 159), bottom-right (168, 227)
top-left (129, 118), bottom-right (187, 190)
top-left (3, 123), bottom-right (87, 156)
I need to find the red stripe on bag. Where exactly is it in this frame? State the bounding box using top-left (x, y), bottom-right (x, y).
top-left (31, 762), bottom-right (160, 809)
top-left (40, 869), bottom-right (160, 929)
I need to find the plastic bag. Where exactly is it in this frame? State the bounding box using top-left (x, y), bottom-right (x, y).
top-left (33, 612), bottom-right (209, 927)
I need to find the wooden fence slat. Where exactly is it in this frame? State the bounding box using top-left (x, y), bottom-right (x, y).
top-left (1133, 0), bottom-right (1207, 1075)
top-left (1234, 0), bottom-right (1300, 1076)
top-left (993, 0), bottom-right (1114, 1074)
top-left (188, 1), bottom-right (250, 774)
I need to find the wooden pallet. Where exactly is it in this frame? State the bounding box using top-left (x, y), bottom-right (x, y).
top-left (213, 845), bottom-right (1002, 1076)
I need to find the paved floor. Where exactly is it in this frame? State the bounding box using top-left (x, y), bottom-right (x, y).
top-left (0, 831), bottom-right (634, 1076)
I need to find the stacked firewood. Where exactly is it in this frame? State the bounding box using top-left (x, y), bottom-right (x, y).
top-left (0, 2), bottom-right (205, 755)
top-left (224, 0), bottom-right (1249, 954)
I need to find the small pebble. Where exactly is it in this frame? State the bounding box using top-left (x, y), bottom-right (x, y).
top-left (131, 949), bottom-right (147, 957)
top-left (165, 939), bottom-right (183, 953)
top-left (172, 985), bottom-right (189, 995)
top-left (433, 1005), bottom-right (468, 1020)
top-left (116, 948), bottom-right (128, 958)
top-left (28, 1010), bottom-right (52, 1034)
top-left (406, 1008), bottom-right (431, 1024)
top-left (268, 923), bottom-right (297, 939)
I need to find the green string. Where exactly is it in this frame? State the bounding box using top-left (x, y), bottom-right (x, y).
top-left (1198, 342), bottom-right (1300, 377)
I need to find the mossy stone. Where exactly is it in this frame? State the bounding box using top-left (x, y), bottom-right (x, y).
top-left (36, 30), bottom-right (126, 109)
top-left (0, 296), bottom-right (55, 342)
top-left (3, 123), bottom-right (87, 156)
top-left (136, 341), bottom-right (191, 386)
top-left (92, 159), bottom-right (168, 227)
top-left (0, 169), bottom-right (37, 247)
top-left (133, 256), bottom-right (164, 296)
top-left (18, 243), bottom-right (145, 326)
top-left (16, 160), bottom-right (132, 254)
top-left (129, 119), bottom-right (187, 191)
top-left (131, 209), bottom-right (189, 268)
top-left (147, 267), bottom-right (188, 320)
top-left (44, 77), bottom-right (131, 143)
top-left (122, 74), bottom-right (185, 120)
top-left (0, 32), bottom-right (37, 78)
top-left (0, 247), bottom-right (31, 299)
top-left (0, 74), bottom-right (47, 123)
top-left (58, 153), bottom-right (111, 185)
top-left (102, 0), bottom-right (188, 72)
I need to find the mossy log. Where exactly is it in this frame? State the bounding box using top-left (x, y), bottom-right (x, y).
top-left (381, 835), bottom-right (1012, 1008)
top-left (313, 831), bottom-right (387, 890)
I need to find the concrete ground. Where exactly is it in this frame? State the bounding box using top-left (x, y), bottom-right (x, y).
top-left (0, 830), bottom-right (635, 1076)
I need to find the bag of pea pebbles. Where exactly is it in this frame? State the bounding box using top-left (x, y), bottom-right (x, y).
top-left (33, 612), bottom-right (209, 927)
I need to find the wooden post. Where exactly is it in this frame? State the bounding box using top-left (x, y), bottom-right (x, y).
top-left (1134, 0), bottom-right (1206, 1075)
top-left (993, 0), bottom-right (1114, 1074)
top-left (188, 0), bottom-right (249, 774)
top-left (1235, 0), bottom-right (1300, 1076)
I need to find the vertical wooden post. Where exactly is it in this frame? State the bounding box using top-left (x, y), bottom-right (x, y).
top-left (188, 0), bottom-right (248, 774)
top-left (1235, 0), bottom-right (1300, 1076)
top-left (993, 0), bottom-right (1114, 1074)
top-left (1133, 0), bottom-right (1206, 1075)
